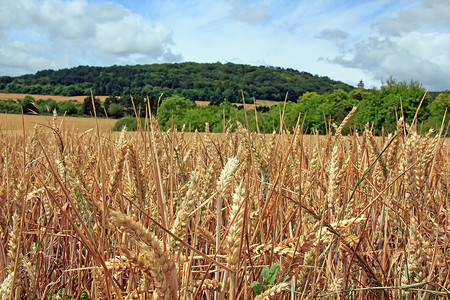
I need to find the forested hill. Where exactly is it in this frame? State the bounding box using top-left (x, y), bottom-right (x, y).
top-left (0, 62), bottom-right (354, 103)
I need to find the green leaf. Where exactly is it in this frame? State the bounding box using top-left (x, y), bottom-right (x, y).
top-left (81, 292), bottom-right (89, 300)
top-left (251, 281), bottom-right (263, 295)
top-left (260, 265), bottom-right (270, 280)
top-left (261, 262), bottom-right (279, 285)
top-left (47, 289), bottom-right (53, 300)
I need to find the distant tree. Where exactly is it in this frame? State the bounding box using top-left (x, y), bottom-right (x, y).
top-left (296, 92), bottom-right (327, 132)
top-left (108, 103), bottom-right (125, 118)
top-left (324, 88), bottom-right (357, 123)
top-left (83, 96), bottom-right (103, 116)
top-left (113, 116), bottom-right (144, 131)
top-left (19, 95), bottom-right (38, 114)
top-left (423, 91), bottom-right (450, 131)
top-left (157, 95), bottom-right (195, 129)
top-left (2, 62), bottom-right (355, 106)
top-left (35, 98), bottom-right (58, 114)
top-left (61, 84), bottom-right (84, 96)
top-left (104, 95), bottom-right (119, 112)
top-left (58, 100), bottom-right (81, 115)
top-left (434, 91), bottom-right (450, 112)
top-left (42, 84), bottom-right (54, 94)
top-left (380, 78), bottom-right (430, 126)
top-left (0, 99), bottom-right (21, 114)
top-left (30, 84), bottom-right (43, 94)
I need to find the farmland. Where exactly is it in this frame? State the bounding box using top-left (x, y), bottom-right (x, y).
top-left (0, 93), bottom-right (110, 103)
top-left (0, 113), bottom-right (116, 132)
top-left (0, 107), bottom-right (448, 299)
top-left (2, 77), bottom-right (449, 136)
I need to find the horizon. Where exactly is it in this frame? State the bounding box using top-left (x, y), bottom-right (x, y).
top-left (2, 62), bottom-right (444, 93)
top-left (1, 0), bottom-right (449, 91)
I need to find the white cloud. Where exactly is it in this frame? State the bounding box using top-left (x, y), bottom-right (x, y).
top-left (87, 2), bottom-right (127, 22)
top-left (0, 0), bottom-right (179, 76)
top-left (0, 37), bottom-right (58, 75)
top-left (376, 0), bottom-right (450, 35)
top-left (1, 0), bottom-right (449, 91)
top-left (229, 0), bottom-right (269, 24)
top-left (327, 0), bottom-right (450, 90)
top-left (142, 0), bottom-right (390, 88)
top-left (317, 29), bottom-right (349, 41)
top-left (95, 17), bottom-right (173, 56)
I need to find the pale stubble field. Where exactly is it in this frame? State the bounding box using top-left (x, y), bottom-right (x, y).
top-left (0, 113), bottom-right (117, 132)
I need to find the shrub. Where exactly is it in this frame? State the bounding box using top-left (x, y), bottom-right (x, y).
top-left (113, 116), bottom-right (144, 131)
top-left (108, 103), bottom-right (125, 118)
top-left (0, 99), bottom-right (21, 114)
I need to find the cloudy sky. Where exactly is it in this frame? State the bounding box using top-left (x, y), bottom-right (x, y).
top-left (1, 0), bottom-right (449, 91)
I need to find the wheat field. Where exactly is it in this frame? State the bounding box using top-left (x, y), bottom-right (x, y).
top-left (0, 113), bottom-right (117, 132)
top-left (0, 93), bottom-right (110, 103)
top-left (0, 109), bottom-right (448, 299)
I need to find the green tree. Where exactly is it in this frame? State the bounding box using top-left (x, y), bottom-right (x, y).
top-left (433, 91), bottom-right (450, 112)
top-left (58, 100), bottom-right (81, 115)
top-left (35, 98), bottom-right (58, 114)
top-left (371, 79), bottom-right (429, 132)
top-left (104, 95), bottom-right (119, 112)
top-left (19, 95), bottom-right (38, 114)
top-left (113, 116), bottom-right (144, 131)
top-left (0, 99), bottom-right (21, 114)
top-left (296, 92), bottom-right (327, 133)
top-left (83, 96), bottom-right (103, 116)
top-left (118, 95), bottom-right (135, 113)
top-left (30, 84), bottom-right (43, 94)
top-left (108, 103), bottom-right (125, 118)
top-left (423, 91), bottom-right (450, 131)
top-left (181, 105), bottom-right (224, 132)
top-left (157, 95), bottom-right (195, 129)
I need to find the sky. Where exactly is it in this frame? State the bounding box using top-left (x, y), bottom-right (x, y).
top-left (0, 0), bottom-right (449, 91)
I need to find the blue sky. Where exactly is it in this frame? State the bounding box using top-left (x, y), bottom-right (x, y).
top-left (1, 0), bottom-right (449, 90)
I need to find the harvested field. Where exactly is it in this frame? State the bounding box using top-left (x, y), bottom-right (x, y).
top-left (0, 113), bottom-right (116, 132)
top-left (0, 110), bottom-right (449, 299)
top-left (194, 100), bottom-right (210, 106)
top-left (0, 93), bottom-right (110, 102)
top-left (194, 100), bottom-right (262, 109)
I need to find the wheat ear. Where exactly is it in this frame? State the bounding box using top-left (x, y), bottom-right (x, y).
top-left (224, 182), bottom-right (246, 300)
top-left (171, 173), bottom-right (200, 248)
top-left (109, 210), bottom-right (177, 299)
top-left (215, 156), bottom-right (239, 290)
top-left (255, 282), bottom-right (290, 300)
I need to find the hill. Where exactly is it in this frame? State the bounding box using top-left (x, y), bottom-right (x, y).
top-left (0, 62), bottom-right (354, 103)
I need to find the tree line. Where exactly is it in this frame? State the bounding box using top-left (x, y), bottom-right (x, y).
top-left (1, 78), bottom-right (448, 134)
top-left (0, 62), bottom-right (353, 103)
top-left (152, 79), bottom-right (448, 134)
top-left (0, 61), bottom-right (448, 134)
top-left (0, 94), bottom-right (156, 118)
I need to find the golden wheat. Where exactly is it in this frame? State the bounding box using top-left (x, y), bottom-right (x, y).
top-left (0, 108), bottom-right (448, 299)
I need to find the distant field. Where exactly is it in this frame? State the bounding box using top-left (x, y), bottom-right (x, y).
top-left (1, 93), bottom-right (280, 108)
top-left (194, 100), bottom-right (210, 106)
top-left (0, 93), bottom-right (109, 102)
top-left (195, 99), bottom-right (278, 108)
top-left (0, 113), bottom-right (116, 132)
top-left (255, 99), bottom-right (278, 106)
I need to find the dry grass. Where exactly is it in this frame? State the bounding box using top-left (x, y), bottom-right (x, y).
top-left (194, 101), bottom-right (210, 106)
top-left (0, 93), bottom-right (110, 102)
top-left (0, 109), bottom-right (449, 299)
top-left (194, 100), bottom-right (261, 109)
top-left (0, 113), bottom-right (116, 132)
